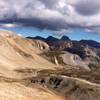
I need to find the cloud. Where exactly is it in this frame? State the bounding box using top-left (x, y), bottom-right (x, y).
top-left (18, 33), bottom-right (23, 37)
top-left (74, 0), bottom-right (100, 16)
top-left (0, 23), bottom-right (17, 28)
top-left (0, 0), bottom-right (100, 34)
top-left (53, 29), bottom-right (72, 36)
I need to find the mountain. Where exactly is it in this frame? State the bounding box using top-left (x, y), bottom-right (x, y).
top-left (46, 36), bottom-right (59, 42)
top-left (0, 30), bottom-right (64, 100)
top-left (0, 30), bottom-right (100, 100)
top-left (26, 35), bottom-right (100, 70)
top-left (27, 35), bottom-right (100, 49)
top-left (60, 35), bottom-right (70, 41)
top-left (27, 36), bottom-right (46, 41)
top-left (0, 30), bottom-right (58, 78)
top-left (80, 40), bottom-right (100, 49)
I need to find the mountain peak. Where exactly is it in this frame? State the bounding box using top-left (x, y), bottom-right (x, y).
top-left (47, 36), bottom-right (59, 41)
top-left (27, 36), bottom-right (46, 41)
top-left (61, 35), bottom-right (70, 41)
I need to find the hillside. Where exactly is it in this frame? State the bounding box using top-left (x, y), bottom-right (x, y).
top-left (0, 30), bottom-right (59, 78)
top-left (0, 30), bottom-right (99, 100)
top-left (0, 82), bottom-right (63, 100)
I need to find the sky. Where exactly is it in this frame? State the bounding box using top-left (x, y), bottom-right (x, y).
top-left (0, 0), bottom-right (100, 42)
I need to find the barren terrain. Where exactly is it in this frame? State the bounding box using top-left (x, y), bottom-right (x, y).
top-left (0, 30), bottom-right (99, 100)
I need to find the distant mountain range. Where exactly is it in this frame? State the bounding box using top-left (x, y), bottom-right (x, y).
top-left (80, 40), bottom-right (100, 49)
top-left (27, 35), bottom-right (100, 49)
top-left (27, 35), bottom-right (70, 41)
top-left (27, 35), bottom-right (100, 70)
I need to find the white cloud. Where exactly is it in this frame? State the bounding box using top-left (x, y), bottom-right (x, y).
top-left (18, 33), bottom-right (23, 37)
top-left (1, 24), bottom-right (17, 28)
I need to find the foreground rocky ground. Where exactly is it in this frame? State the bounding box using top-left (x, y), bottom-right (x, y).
top-left (0, 68), bottom-right (100, 100)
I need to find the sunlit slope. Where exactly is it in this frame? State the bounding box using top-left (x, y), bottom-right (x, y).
top-left (0, 30), bottom-right (57, 77)
top-left (0, 82), bottom-right (63, 100)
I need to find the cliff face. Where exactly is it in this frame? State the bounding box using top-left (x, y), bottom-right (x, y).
top-left (27, 39), bottom-right (49, 54)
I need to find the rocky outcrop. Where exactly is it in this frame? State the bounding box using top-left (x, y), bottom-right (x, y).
top-left (29, 39), bottom-right (49, 51)
top-left (62, 52), bottom-right (90, 70)
top-left (25, 74), bottom-right (100, 100)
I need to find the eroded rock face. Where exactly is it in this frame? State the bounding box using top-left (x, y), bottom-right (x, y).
top-left (30, 40), bottom-right (49, 51)
top-left (27, 74), bottom-right (100, 100)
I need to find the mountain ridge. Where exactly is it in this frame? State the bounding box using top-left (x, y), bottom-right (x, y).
top-left (27, 35), bottom-right (100, 48)
top-left (27, 35), bottom-right (100, 70)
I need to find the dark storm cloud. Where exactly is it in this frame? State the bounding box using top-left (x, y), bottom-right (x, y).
top-left (0, 0), bottom-right (100, 34)
top-left (0, 17), bottom-right (69, 31)
top-left (74, 0), bottom-right (100, 16)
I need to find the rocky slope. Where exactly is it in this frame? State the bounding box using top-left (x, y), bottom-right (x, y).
top-left (26, 39), bottom-right (49, 54)
top-left (0, 30), bottom-right (100, 100)
top-left (27, 36), bottom-right (100, 70)
top-left (0, 30), bottom-right (58, 78)
top-left (0, 30), bottom-right (63, 100)
top-left (0, 82), bottom-right (63, 100)
top-left (28, 74), bottom-right (100, 100)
